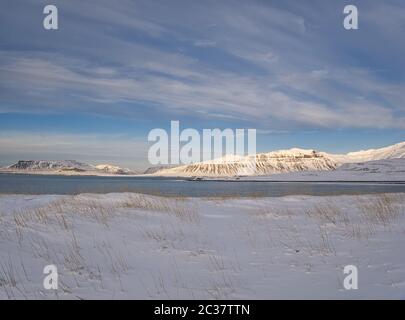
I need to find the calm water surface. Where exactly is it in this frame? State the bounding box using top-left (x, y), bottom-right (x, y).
top-left (0, 174), bottom-right (404, 197)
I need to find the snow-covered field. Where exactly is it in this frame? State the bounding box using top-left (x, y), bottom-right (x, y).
top-left (0, 192), bottom-right (404, 299)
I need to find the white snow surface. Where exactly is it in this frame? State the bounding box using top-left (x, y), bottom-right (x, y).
top-left (1, 192), bottom-right (404, 299)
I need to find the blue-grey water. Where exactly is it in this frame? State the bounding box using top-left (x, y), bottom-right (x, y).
top-left (0, 173), bottom-right (404, 197)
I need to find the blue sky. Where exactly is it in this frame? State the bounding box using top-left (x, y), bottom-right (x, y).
top-left (0, 0), bottom-right (404, 169)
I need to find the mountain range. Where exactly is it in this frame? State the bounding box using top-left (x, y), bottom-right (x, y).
top-left (1, 142), bottom-right (404, 178)
top-left (1, 160), bottom-right (135, 175)
top-left (151, 141), bottom-right (405, 177)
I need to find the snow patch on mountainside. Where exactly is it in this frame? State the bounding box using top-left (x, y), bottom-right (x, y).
top-left (327, 142), bottom-right (405, 163)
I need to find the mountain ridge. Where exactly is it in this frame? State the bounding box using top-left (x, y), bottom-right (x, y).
top-left (151, 141), bottom-right (405, 177)
top-left (1, 160), bottom-right (135, 175)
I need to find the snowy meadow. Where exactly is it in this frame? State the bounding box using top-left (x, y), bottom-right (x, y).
top-left (0, 192), bottom-right (404, 299)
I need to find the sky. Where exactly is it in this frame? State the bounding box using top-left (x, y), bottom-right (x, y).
top-left (0, 0), bottom-right (404, 170)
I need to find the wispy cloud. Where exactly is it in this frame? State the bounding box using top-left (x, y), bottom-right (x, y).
top-left (1, 50), bottom-right (403, 129)
top-left (0, 0), bottom-right (404, 166)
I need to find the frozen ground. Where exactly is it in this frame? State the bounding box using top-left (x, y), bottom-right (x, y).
top-left (0, 192), bottom-right (404, 299)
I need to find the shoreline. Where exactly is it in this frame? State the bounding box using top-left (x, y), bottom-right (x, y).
top-left (0, 170), bottom-right (142, 178)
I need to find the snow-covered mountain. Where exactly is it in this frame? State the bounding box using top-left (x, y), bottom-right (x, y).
top-left (2, 142), bottom-right (404, 178)
top-left (7, 160), bottom-right (93, 172)
top-left (153, 142), bottom-right (405, 177)
top-left (95, 164), bottom-right (133, 175)
top-left (327, 141), bottom-right (405, 163)
top-left (1, 160), bottom-right (134, 175)
top-left (154, 149), bottom-right (338, 177)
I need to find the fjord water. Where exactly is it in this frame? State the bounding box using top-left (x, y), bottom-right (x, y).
top-left (0, 174), bottom-right (404, 197)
